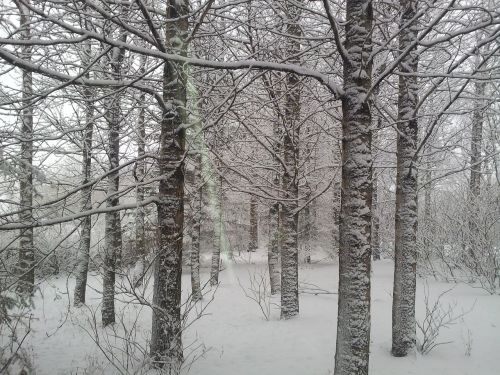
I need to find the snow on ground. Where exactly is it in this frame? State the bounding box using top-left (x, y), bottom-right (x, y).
top-left (24, 251), bottom-right (500, 375)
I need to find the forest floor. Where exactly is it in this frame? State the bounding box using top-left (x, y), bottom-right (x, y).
top-left (24, 251), bottom-right (500, 375)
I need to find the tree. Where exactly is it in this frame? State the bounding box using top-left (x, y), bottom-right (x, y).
top-left (280, 0), bottom-right (301, 320)
top-left (133, 82), bottom-right (147, 288)
top-left (101, 16), bottom-right (127, 327)
top-left (467, 43), bottom-right (486, 271)
top-left (149, 0), bottom-right (189, 370)
top-left (189, 99), bottom-right (203, 302)
top-left (73, 38), bottom-right (95, 306)
top-left (16, 0), bottom-right (35, 296)
top-left (209, 169), bottom-right (224, 286)
top-left (391, 0), bottom-right (419, 357)
top-left (248, 195), bottom-right (258, 252)
top-left (268, 86), bottom-right (283, 295)
top-left (333, 0), bottom-right (374, 373)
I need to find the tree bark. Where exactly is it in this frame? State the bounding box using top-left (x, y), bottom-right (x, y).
top-left (372, 118), bottom-right (381, 261)
top-left (133, 87), bottom-right (147, 288)
top-left (268, 200), bottom-right (281, 294)
top-left (190, 115), bottom-right (203, 302)
top-left (334, 0), bottom-right (373, 373)
top-left (210, 173), bottom-right (223, 286)
top-left (102, 94), bottom-right (122, 326)
top-left (74, 41), bottom-right (94, 306)
top-left (467, 55), bottom-right (485, 270)
top-left (17, 0), bottom-right (35, 296)
top-left (302, 198), bottom-right (313, 264)
top-left (280, 0), bottom-right (301, 320)
top-left (249, 195), bottom-right (258, 252)
top-left (149, 1), bottom-right (188, 370)
top-left (102, 21), bottom-right (127, 327)
top-left (268, 117), bottom-right (282, 294)
top-left (392, 0), bottom-right (419, 357)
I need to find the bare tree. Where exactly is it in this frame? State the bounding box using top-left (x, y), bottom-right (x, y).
top-left (133, 85), bottom-right (147, 288)
top-left (74, 38), bottom-right (95, 306)
top-left (280, 0), bottom-right (301, 320)
top-left (190, 103), bottom-right (203, 302)
top-left (334, 0), bottom-right (374, 373)
top-left (102, 16), bottom-right (128, 327)
top-left (392, 0), bottom-right (419, 357)
top-left (248, 195), bottom-right (258, 252)
top-left (16, 0), bottom-right (35, 296)
top-left (149, 0), bottom-right (189, 370)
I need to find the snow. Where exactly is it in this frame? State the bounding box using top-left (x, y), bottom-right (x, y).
top-left (22, 253), bottom-right (500, 375)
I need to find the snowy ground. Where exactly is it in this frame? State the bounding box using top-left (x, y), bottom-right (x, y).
top-left (22, 251), bottom-right (500, 375)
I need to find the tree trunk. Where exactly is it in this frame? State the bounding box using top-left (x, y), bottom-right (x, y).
top-left (302, 124), bottom-right (313, 264)
top-left (268, 200), bottom-right (281, 294)
top-left (249, 195), bottom-right (258, 252)
top-left (280, 1), bottom-right (301, 320)
top-left (102, 96), bottom-right (122, 326)
top-left (102, 25), bottom-right (127, 327)
top-left (372, 118), bottom-right (381, 261)
top-left (133, 88), bottom-right (147, 288)
top-left (372, 171), bottom-right (381, 261)
top-left (210, 173), bottom-right (223, 286)
top-left (334, 0), bottom-right (373, 373)
top-left (331, 180), bottom-right (341, 257)
top-left (149, 1), bottom-right (188, 370)
top-left (302, 201), bottom-right (312, 264)
top-left (190, 116), bottom-right (203, 302)
top-left (268, 117), bottom-right (282, 294)
top-left (392, 0), bottom-right (419, 357)
top-left (331, 132), bottom-right (342, 257)
top-left (74, 41), bottom-right (94, 306)
top-left (467, 58), bottom-right (485, 270)
top-left (17, 1), bottom-right (35, 296)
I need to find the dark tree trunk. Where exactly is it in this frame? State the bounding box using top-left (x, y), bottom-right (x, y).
top-left (149, 1), bottom-right (188, 371)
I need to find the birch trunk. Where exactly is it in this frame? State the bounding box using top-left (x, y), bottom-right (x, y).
top-left (392, 0), bottom-right (419, 357)
top-left (17, 1), bottom-right (34, 295)
top-left (149, 1), bottom-right (188, 370)
top-left (74, 41), bottom-right (94, 305)
top-left (334, 0), bottom-right (373, 372)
